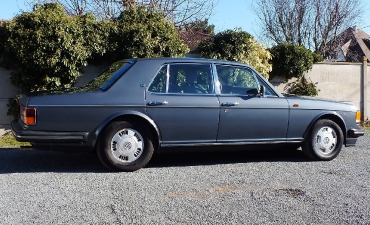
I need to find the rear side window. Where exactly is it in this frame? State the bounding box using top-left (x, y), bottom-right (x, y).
top-left (148, 63), bottom-right (213, 94)
top-left (84, 60), bottom-right (134, 91)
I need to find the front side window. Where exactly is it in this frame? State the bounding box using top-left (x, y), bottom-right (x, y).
top-left (256, 76), bottom-right (277, 97)
top-left (148, 63), bottom-right (213, 94)
top-left (216, 65), bottom-right (259, 95)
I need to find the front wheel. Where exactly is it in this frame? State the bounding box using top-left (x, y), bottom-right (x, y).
top-left (302, 119), bottom-right (344, 161)
top-left (97, 121), bottom-right (154, 172)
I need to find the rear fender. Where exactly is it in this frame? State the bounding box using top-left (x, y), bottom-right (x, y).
top-left (91, 110), bottom-right (161, 148)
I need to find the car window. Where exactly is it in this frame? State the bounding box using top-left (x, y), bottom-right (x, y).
top-left (216, 65), bottom-right (259, 95)
top-left (256, 76), bottom-right (277, 97)
top-left (84, 60), bottom-right (133, 91)
top-left (148, 65), bottom-right (167, 93)
top-left (148, 63), bottom-right (213, 94)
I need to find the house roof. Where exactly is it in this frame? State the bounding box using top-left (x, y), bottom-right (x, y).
top-left (326, 27), bottom-right (370, 62)
top-left (0, 20), bottom-right (10, 26)
top-left (178, 30), bottom-right (213, 51)
top-left (353, 27), bottom-right (370, 61)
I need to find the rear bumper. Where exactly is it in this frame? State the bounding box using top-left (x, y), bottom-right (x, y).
top-left (346, 128), bottom-right (365, 147)
top-left (11, 120), bottom-right (88, 143)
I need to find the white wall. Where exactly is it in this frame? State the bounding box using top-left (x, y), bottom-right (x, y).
top-left (270, 62), bottom-right (370, 119)
top-left (0, 67), bottom-right (18, 135)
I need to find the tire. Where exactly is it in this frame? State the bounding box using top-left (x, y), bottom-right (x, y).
top-left (97, 121), bottom-right (154, 172)
top-left (302, 119), bottom-right (343, 161)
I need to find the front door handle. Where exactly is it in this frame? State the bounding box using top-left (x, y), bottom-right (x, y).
top-left (221, 102), bottom-right (239, 106)
top-left (147, 101), bottom-right (168, 106)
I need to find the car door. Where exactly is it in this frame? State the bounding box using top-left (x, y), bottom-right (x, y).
top-left (215, 64), bottom-right (289, 142)
top-left (146, 63), bottom-right (220, 146)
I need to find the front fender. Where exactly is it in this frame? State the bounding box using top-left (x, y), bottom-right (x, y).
top-left (302, 111), bottom-right (347, 141)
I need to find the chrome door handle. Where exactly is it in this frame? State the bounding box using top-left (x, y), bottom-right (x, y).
top-left (221, 102), bottom-right (239, 106)
top-left (147, 101), bottom-right (168, 106)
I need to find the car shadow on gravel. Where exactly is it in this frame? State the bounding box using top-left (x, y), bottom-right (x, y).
top-left (0, 148), bottom-right (107, 174)
top-left (147, 147), bottom-right (308, 168)
top-left (0, 147), bottom-right (308, 173)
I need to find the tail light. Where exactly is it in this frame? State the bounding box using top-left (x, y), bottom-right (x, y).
top-left (356, 111), bottom-right (361, 124)
top-left (20, 106), bottom-right (36, 125)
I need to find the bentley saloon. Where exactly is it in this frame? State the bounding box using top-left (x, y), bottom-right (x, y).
top-left (11, 58), bottom-right (365, 171)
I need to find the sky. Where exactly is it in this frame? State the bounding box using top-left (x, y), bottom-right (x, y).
top-left (1, 0), bottom-right (370, 40)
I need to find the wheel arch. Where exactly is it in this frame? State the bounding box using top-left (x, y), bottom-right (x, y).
top-left (302, 112), bottom-right (347, 143)
top-left (92, 110), bottom-right (161, 151)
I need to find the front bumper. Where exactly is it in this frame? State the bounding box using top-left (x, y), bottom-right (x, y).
top-left (348, 128), bottom-right (365, 138)
top-left (346, 128), bottom-right (365, 147)
top-left (11, 120), bottom-right (88, 143)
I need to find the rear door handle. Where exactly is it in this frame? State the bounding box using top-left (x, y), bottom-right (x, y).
top-left (221, 102), bottom-right (239, 106)
top-left (147, 101), bottom-right (168, 106)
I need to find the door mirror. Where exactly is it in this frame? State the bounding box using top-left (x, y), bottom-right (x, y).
top-left (259, 85), bottom-right (265, 97)
top-left (246, 86), bottom-right (265, 97)
top-left (246, 88), bottom-right (259, 95)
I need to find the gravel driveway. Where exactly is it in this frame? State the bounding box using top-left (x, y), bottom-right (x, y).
top-left (1, 132), bottom-right (369, 224)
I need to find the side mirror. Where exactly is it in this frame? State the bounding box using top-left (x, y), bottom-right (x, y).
top-left (246, 88), bottom-right (259, 95)
top-left (259, 85), bottom-right (265, 97)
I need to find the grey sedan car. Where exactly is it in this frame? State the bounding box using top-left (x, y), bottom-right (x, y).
top-left (11, 58), bottom-right (364, 171)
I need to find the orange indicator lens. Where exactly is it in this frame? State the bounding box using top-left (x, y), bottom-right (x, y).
top-left (356, 111), bottom-right (361, 123)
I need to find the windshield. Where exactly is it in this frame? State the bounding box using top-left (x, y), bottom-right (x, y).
top-left (83, 60), bottom-right (134, 91)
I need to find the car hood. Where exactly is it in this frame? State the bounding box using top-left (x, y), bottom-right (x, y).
top-left (283, 94), bottom-right (358, 112)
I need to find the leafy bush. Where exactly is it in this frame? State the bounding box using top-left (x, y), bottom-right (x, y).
top-left (312, 52), bottom-right (324, 63)
top-left (269, 43), bottom-right (322, 96)
top-left (269, 43), bottom-right (319, 81)
top-left (0, 3), bottom-right (110, 92)
top-left (196, 29), bottom-right (272, 78)
top-left (285, 77), bottom-right (320, 96)
top-left (111, 6), bottom-right (189, 59)
top-left (0, 3), bottom-right (189, 118)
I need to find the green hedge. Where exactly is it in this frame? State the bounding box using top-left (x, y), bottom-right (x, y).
top-left (269, 43), bottom-right (323, 81)
top-left (268, 43), bottom-right (323, 96)
top-left (196, 29), bottom-right (272, 78)
top-left (0, 3), bottom-right (188, 93)
top-left (0, 3), bottom-right (188, 117)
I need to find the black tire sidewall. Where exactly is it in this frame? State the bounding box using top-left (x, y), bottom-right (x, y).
top-left (97, 121), bottom-right (154, 172)
top-left (306, 119), bottom-right (343, 160)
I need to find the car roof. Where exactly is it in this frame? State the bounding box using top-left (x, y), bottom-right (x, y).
top-left (130, 57), bottom-right (251, 67)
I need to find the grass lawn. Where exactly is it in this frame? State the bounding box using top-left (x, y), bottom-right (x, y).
top-left (0, 132), bottom-right (30, 148)
top-left (361, 120), bottom-right (370, 130)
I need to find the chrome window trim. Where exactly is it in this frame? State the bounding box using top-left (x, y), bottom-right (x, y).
top-left (161, 139), bottom-right (303, 147)
top-left (165, 64), bottom-right (170, 93)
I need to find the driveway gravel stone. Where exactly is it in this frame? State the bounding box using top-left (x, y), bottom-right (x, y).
top-left (0, 132), bottom-right (369, 224)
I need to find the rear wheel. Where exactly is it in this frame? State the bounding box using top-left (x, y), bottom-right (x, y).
top-left (302, 119), bottom-right (343, 161)
top-left (97, 121), bottom-right (154, 172)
